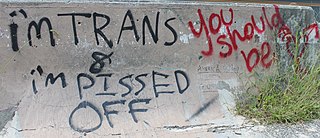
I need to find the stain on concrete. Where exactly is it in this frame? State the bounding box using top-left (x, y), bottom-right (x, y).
top-left (0, 107), bottom-right (17, 131)
top-left (186, 96), bottom-right (218, 121)
top-left (216, 81), bottom-right (232, 91)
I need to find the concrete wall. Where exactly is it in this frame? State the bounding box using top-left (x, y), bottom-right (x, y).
top-left (0, 1), bottom-right (318, 137)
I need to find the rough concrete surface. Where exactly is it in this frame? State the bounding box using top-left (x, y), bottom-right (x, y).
top-left (0, 107), bottom-right (16, 131)
top-left (0, 1), bottom-right (319, 138)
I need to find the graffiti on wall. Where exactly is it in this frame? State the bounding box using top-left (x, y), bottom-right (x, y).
top-left (4, 4), bottom-right (319, 133)
top-left (188, 5), bottom-right (319, 72)
top-left (8, 9), bottom-right (189, 133)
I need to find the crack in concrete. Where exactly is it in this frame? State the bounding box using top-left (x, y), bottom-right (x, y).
top-left (162, 123), bottom-right (215, 130)
top-left (207, 124), bottom-right (254, 133)
top-left (11, 127), bottom-right (37, 132)
top-left (111, 133), bottom-right (121, 136)
top-left (9, 125), bottom-right (63, 133)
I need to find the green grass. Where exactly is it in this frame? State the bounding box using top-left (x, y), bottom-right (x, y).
top-left (236, 32), bottom-right (320, 124)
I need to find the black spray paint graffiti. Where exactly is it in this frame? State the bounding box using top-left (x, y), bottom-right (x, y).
top-left (74, 68), bottom-right (189, 132)
top-left (30, 65), bottom-right (67, 94)
top-left (10, 9), bottom-right (178, 52)
top-left (30, 65), bottom-right (43, 94)
top-left (69, 98), bottom-right (152, 133)
top-left (19, 8), bottom-right (191, 134)
top-left (9, 9), bottom-right (27, 52)
top-left (70, 69), bottom-right (189, 133)
top-left (89, 51), bottom-right (114, 74)
top-left (9, 9), bottom-right (57, 51)
top-left (76, 70), bottom-right (189, 100)
top-left (32, 69), bottom-right (190, 133)
top-left (30, 51), bottom-right (190, 133)
top-left (27, 17), bottom-right (56, 47)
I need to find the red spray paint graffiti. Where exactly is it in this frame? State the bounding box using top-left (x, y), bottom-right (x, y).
top-left (188, 5), bottom-right (319, 72)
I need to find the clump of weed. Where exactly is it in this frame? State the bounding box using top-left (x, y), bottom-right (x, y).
top-left (236, 30), bottom-right (320, 124)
